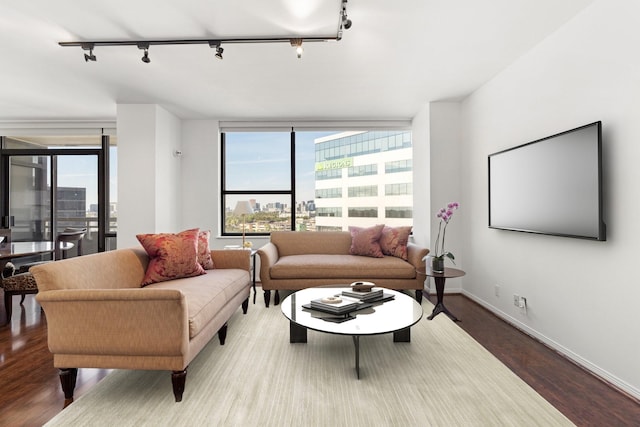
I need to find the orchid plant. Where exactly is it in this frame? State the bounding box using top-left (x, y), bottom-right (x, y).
top-left (431, 202), bottom-right (460, 263)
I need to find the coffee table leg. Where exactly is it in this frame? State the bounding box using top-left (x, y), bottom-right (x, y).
top-left (393, 327), bottom-right (411, 342)
top-left (289, 322), bottom-right (307, 343)
top-left (352, 336), bottom-right (360, 379)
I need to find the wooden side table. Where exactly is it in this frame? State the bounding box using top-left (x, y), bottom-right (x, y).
top-left (422, 266), bottom-right (466, 321)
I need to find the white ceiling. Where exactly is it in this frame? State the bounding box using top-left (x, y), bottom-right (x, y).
top-left (0, 0), bottom-right (595, 122)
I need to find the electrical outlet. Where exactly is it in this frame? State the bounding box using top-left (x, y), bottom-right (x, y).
top-left (519, 296), bottom-right (527, 309)
top-left (513, 294), bottom-right (520, 306)
top-left (494, 284), bottom-right (500, 297)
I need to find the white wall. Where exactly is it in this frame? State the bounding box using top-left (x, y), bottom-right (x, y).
top-left (116, 104), bottom-right (182, 248)
top-left (454, 0), bottom-right (640, 398)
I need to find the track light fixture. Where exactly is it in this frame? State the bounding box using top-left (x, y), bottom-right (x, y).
top-left (341, 0), bottom-right (352, 30)
top-left (208, 41), bottom-right (224, 60)
top-left (138, 43), bottom-right (151, 63)
top-left (82, 43), bottom-right (96, 62)
top-left (290, 39), bottom-right (303, 59)
top-left (60, 2), bottom-right (352, 62)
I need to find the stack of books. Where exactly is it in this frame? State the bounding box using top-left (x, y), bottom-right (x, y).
top-left (309, 296), bottom-right (362, 314)
top-left (341, 287), bottom-right (384, 302)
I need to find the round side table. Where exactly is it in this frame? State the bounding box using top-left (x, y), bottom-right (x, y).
top-left (421, 266), bottom-right (466, 321)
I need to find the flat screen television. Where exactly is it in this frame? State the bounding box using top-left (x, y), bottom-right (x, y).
top-left (488, 121), bottom-right (605, 241)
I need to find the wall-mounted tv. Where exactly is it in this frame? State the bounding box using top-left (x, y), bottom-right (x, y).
top-left (488, 121), bottom-right (606, 241)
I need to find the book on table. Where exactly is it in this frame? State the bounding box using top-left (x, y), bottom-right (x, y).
top-left (309, 297), bottom-right (362, 314)
top-left (341, 287), bottom-right (384, 302)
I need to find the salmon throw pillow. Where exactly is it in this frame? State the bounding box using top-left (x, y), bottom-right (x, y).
top-left (379, 226), bottom-right (412, 260)
top-left (348, 224), bottom-right (385, 258)
top-left (197, 230), bottom-right (215, 270)
top-left (137, 228), bottom-right (206, 286)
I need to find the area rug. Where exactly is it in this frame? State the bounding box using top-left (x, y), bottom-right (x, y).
top-left (45, 297), bottom-right (573, 426)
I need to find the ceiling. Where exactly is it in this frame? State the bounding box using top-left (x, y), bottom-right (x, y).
top-left (0, 0), bottom-right (595, 122)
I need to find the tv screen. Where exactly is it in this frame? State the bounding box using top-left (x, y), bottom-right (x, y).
top-left (488, 121), bottom-right (605, 241)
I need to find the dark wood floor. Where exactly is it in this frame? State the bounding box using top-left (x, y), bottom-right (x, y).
top-left (1, 292), bottom-right (639, 427)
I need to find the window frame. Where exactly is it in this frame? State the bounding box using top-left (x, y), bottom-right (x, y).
top-left (220, 131), bottom-right (296, 237)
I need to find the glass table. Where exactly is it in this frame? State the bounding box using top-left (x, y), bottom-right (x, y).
top-left (281, 286), bottom-right (423, 378)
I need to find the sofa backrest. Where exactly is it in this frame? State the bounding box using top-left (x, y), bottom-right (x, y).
top-left (31, 247), bottom-right (149, 291)
top-left (270, 231), bottom-right (352, 256)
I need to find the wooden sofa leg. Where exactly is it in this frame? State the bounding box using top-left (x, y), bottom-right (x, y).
top-left (218, 322), bottom-right (228, 345)
top-left (59, 368), bottom-right (78, 407)
top-left (171, 369), bottom-right (187, 402)
top-left (264, 290), bottom-right (271, 307)
top-left (415, 290), bottom-right (423, 304)
top-left (274, 290), bottom-right (280, 306)
top-left (242, 297), bottom-right (249, 314)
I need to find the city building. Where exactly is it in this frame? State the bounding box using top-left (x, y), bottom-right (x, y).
top-left (314, 131), bottom-right (412, 231)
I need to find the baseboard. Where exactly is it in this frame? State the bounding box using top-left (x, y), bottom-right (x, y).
top-left (460, 290), bottom-right (640, 403)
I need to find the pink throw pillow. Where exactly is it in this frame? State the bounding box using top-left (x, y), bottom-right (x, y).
top-left (197, 230), bottom-right (215, 270)
top-left (349, 224), bottom-right (385, 258)
top-left (137, 228), bottom-right (206, 286)
top-left (380, 226), bottom-right (412, 260)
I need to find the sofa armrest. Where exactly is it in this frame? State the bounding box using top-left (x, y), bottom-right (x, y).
top-left (407, 243), bottom-right (429, 269)
top-left (36, 288), bottom-right (189, 356)
top-left (211, 250), bottom-right (250, 271)
top-left (257, 242), bottom-right (279, 283)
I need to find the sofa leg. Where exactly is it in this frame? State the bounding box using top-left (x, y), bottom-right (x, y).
top-left (415, 290), bottom-right (423, 304)
top-left (59, 368), bottom-right (78, 407)
top-left (264, 290), bottom-right (271, 307)
top-left (242, 297), bottom-right (249, 314)
top-left (218, 322), bottom-right (228, 345)
top-left (274, 290), bottom-right (280, 306)
top-left (171, 369), bottom-right (187, 402)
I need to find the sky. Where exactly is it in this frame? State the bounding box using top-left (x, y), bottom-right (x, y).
top-left (225, 131), bottom-right (334, 207)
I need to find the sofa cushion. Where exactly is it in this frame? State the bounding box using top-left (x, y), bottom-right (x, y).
top-left (137, 228), bottom-right (206, 286)
top-left (348, 224), bottom-right (384, 258)
top-left (380, 226), bottom-right (412, 260)
top-left (197, 230), bottom-right (215, 270)
top-left (270, 254), bottom-right (416, 280)
top-left (148, 269), bottom-right (249, 338)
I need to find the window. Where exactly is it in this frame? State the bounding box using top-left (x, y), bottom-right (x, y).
top-left (348, 185), bottom-right (378, 197)
top-left (221, 129), bottom-right (413, 235)
top-left (348, 164), bottom-right (377, 177)
top-left (315, 188), bottom-right (342, 199)
top-left (386, 183), bottom-right (412, 196)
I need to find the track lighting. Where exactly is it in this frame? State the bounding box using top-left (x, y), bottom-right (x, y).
top-left (61, 3), bottom-right (352, 62)
top-left (82, 43), bottom-right (96, 62)
top-left (290, 39), bottom-right (303, 59)
top-left (138, 43), bottom-right (151, 63)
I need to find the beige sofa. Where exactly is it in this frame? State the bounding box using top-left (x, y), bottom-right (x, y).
top-left (31, 247), bottom-right (251, 404)
top-left (258, 231), bottom-right (429, 307)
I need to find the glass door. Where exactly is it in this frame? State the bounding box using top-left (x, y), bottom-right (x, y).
top-left (9, 155), bottom-right (51, 242)
top-left (7, 153), bottom-right (99, 258)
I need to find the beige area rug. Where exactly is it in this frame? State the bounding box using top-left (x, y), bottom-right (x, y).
top-left (45, 297), bottom-right (573, 427)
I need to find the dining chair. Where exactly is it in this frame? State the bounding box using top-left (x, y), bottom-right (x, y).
top-left (3, 228), bottom-right (87, 324)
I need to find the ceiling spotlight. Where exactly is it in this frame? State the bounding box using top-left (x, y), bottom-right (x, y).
top-left (341, 0), bottom-right (352, 30)
top-left (208, 41), bottom-right (224, 60)
top-left (138, 43), bottom-right (151, 63)
top-left (82, 43), bottom-right (96, 62)
top-left (84, 49), bottom-right (96, 62)
top-left (290, 39), bottom-right (303, 59)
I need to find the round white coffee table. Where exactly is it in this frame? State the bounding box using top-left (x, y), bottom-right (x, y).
top-left (281, 287), bottom-right (423, 378)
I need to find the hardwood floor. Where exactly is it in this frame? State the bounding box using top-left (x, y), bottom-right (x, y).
top-left (1, 292), bottom-right (639, 427)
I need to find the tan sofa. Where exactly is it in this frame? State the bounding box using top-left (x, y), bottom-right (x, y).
top-left (258, 231), bottom-right (429, 307)
top-left (31, 247), bottom-right (251, 404)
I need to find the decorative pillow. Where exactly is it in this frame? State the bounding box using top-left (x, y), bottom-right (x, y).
top-left (380, 226), bottom-right (412, 260)
top-left (349, 224), bottom-right (385, 258)
top-left (197, 230), bottom-right (215, 270)
top-left (137, 228), bottom-right (206, 286)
